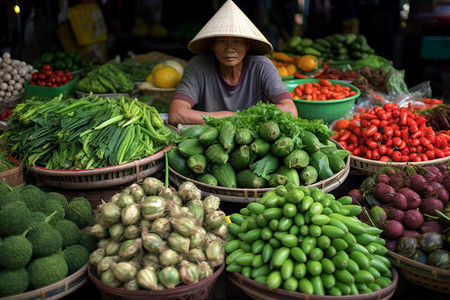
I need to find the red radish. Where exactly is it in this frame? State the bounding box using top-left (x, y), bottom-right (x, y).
top-left (382, 220), bottom-right (404, 239)
top-left (376, 173), bottom-right (390, 185)
top-left (420, 197), bottom-right (444, 216)
top-left (392, 193), bottom-right (408, 210)
top-left (424, 165), bottom-right (444, 183)
top-left (385, 239), bottom-right (398, 252)
top-left (419, 220), bottom-right (443, 234)
top-left (403, 209), bottom-right (423, 230)
top-left (398, 187), bottom-right (421, 209)
top-left (443, 178), bottom-right (450, 192)
top-left (423, 182), bottom-right (449, 203)
top-left (402, 229), bottom-right (421, 238)
top-left (389, 175), bottom-right (405, 190)
top-left (372, 182), bottom-right (396, 203)
top-left (408, 174), bottom-right (427, 193)
top-left (347, 189), bottom-right (362, 205)
top-left (381, 204), bottom-right (405, 223)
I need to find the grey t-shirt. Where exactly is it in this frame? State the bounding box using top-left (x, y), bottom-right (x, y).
top-left (172, 55), bottom-right (291, 112)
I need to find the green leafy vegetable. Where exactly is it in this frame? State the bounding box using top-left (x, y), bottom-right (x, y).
top-left (1, 94), bottom-right (176, 169)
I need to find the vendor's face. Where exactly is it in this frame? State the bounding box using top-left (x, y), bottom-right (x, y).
top-left (212, 37), bottom-right (249, 67)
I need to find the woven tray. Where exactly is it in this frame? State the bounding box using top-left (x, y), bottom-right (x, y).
top-left (0, 165), bottom-right (24, 187)
top-left (29, 145), bottom-right (172, 190)
top-left (228, 268), bottom-right (398, 300)
top-left (386, 250), bottom-right (450, 295)
top-left (1, 264), bottom-right (88, 300)
top-left (169, 140), bottom-right (351, 203)
top-left (87, 263), bottom-right (224, 300)
top-left (350, 155), bottom-right (450, 175)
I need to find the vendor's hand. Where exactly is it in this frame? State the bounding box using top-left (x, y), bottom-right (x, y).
top-left (168, 99), bottom-right (236, 125)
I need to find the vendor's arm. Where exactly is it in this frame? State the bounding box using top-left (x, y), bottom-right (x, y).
top-left (275, 98), bottom-right (298, 118)
top-left (168, 99), bottom-right (236, 125)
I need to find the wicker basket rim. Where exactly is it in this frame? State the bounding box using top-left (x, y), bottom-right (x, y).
top-left (87, 263), bottom-right (225, 296)
top-left (0, 264), bottom-right (88, 300)
top-left (139, 85), bottom-right (176, 92)
top-left (386, 250), bottom-right (450, 279)
top-left (227, 267), bottom-right (398, 300)
top-left (169, 155), bottom-right (349, 194)
top-left (28, 144), bottom-right (173, 175)
top-left (350, 155), bottom-right (450, 167)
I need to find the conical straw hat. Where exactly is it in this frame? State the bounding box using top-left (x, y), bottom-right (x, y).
top-left (188, 0), bottom-right (273, 55)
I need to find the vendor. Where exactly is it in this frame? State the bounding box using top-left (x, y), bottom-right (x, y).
top-left (168, 0), bottom-right (298, 126)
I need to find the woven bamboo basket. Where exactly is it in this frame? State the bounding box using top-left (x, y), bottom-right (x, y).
top-left (0, 165), bottom-right (24, 187)
top-left (1, 264), bottom-right (88, 300)
top-left (29, 144), bottom-right (172, 190)
top-left (350, 155), bottom-right (450, 175)
top-left (227, 267), bottom-right (399, 300)
top-left (87, 263), bottom-right (225, 300)
top-left (169, 140), bottom-right (350, 203)
top-left (386, 250), bottom-right (450, 295)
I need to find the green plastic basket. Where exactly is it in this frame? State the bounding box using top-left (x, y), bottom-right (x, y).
top-left (284, 79), bottom-right (360, 124)
top-left (24, 77), bottom-right (79, 98)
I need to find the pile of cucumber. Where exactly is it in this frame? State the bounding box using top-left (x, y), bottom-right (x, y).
top-left (283, 33), bottom-right (376, 62)
top-left (225, 186), bottom-right (394, 295)
top-left (168, 119), bottom-right (349, 189)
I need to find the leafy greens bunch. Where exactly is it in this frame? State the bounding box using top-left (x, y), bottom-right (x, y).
top-left (1, 94), bottom-right (175, 169)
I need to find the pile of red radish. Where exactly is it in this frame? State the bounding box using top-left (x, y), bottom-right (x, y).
top-left (332, 102), bottom-right (450, 162)
top-left (348, 163), bottom-right (449, 251)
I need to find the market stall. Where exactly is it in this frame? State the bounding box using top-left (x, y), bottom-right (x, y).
top-left (0, 3), bottom-right (449, 299)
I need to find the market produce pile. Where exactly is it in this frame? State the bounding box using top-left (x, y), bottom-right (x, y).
top-left (0, 181), bottom-right (98, 297)
top-left (88, 177), bottom-right (226, 290)
top-left (76, 62), bottom-right (135, 94)
top-left (225, 185), bottom-right (394, 295)
top-left (0, 52), bottom-right (35, 106)
top-left (32, 51), bottom-right (88, 73)
top-left (0, 94), bottom-right (176, 169)
top-left (168, 102), bottom-right (350, 189)
top-left (349, 164), bottom-right (450, 270)
top-left (332, 102), bottom-right (450, 162)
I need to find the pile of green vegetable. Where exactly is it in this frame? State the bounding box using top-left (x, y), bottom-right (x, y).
top-left (225, 185), bottom-right (393, 295)
top-left (282, 33), bottom-right (375, 61)
top-left (33, 51), bottom-right (87, 73)
top-left (0, 94), bottom-right (176, 169)
top-left (168, 102), bottom-right (349, 189)
top-left (88, 177), bottom-right (226, 290)
top-left (76, 62), bottom-right (135, 94)
top-left (113, 57), bottom-right (157, 83)
top-left (0, 181), bottom-right (98, 297)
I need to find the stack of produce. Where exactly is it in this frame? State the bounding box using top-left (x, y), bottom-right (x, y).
top-left (417, 104), bottom-right (450, 132)
top-left (0, 181), bottom-right (98, 297)
top-left (76, 62), bottom-right (134, 94)
top-left (225, 185), bottom-right (394, 295)
top-left (168, 102), bottom-right (349, 189)
top-left (0, 94), bottom-right (175, 169)
top-left (113, 57), bottom-right (158, 83)
top-left (350, 164), bottom-right (450, 270)
top-left (282, 34), bottom-right (375, 61)
top-left (0, 150), bottom-right (19, 173)
top-left (332, 102), bottom-right (450, 162)
top-left (28, 64), bottom-right (73, 88)
top-left (33, 51), bottom-right (87, 73)
top-left (139, 59), bottom-right (185, 91)
top-left (88, 177), bottom-right (226, 290)
top-left (0, 52), bottom-right (34, 106)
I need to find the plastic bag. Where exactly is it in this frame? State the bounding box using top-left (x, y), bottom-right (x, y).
top-left (351, 80), bottom-right (433, 115)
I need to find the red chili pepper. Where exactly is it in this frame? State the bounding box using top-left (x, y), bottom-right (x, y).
top-left (366, 124), bottom-right (378, 137)
top-left (339, 130), bottom-right (351, 141)
top-left (294, 72), bottom-right (308, 79)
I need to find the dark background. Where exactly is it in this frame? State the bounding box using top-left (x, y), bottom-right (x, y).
top-left (1, 0), bottom-right (449, 101)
